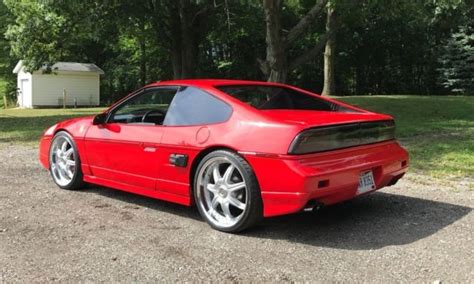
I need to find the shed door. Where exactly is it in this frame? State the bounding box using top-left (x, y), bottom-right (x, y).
top-left (19, 79), bottom-right (30, 107)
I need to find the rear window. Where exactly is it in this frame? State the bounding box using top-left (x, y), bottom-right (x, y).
top-left (216, 85), bottom-right (350, 111)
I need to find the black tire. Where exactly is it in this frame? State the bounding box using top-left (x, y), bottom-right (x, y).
top-left (193, 150), bottom-right (263, 233)
top-left (49, 131), bottom-right (85, 190)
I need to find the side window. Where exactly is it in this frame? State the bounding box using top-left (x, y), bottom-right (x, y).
top-left (163, 87), bottom-right (232, 126)
top-left (110, 87), bottom-right (178, 125)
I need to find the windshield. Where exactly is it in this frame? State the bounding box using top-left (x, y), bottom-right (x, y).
top-left (216, 85), bottom-right (347, 111)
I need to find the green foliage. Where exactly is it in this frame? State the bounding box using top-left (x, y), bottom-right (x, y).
top-left (1, 0), bottom-right (473, 99)
top-left (200, 1), bottom-right (265, 80)
top-left (4, 0), bottom-right (66, 72)
top-left (438, 24), bottom-right (474, 94)
top-left (0, 0), bottom-right (16, 102)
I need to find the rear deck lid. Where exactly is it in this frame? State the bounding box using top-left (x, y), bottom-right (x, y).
top-left (260, 109), bottom-right (392, 127)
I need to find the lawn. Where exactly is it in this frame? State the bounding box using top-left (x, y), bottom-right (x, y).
top-left (0, 108), bottom-right (104, 143)
top-left (0, 96), bottom-right (472, 179)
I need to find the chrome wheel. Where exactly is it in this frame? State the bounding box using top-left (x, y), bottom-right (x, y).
top-left (50, 135), bottom-right (76, 187)
top-left (196, 157), bottom-right (248, 229)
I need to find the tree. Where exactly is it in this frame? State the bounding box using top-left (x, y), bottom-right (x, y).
top-left (147, 0), bottom-right (217, 79)
top-left (4, 0), bottom-right (167, 102)
top-left (438, 24), bottom-right (474, 94)
top-left (259, 0), bottom-right (329, 83)
top-left (199, 1), bottom-right (265, 80)
top-left (0, 0), bottom-right (17, 100)
top-left (327, 0), bottom-right (466, 95)
top-left (3, 0), bottom-right (473, 99)
top-left (4, 1), bottom-right (66, 72)
top-left (4, 0), bottom-right (120, 72)
top-left (321, 0), bottom-right (336, 96)
top-left (436, 0), bottom-right (474, 94)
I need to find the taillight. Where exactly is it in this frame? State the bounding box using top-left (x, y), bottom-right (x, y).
top-left (288, 120), bottom-right (395, 154)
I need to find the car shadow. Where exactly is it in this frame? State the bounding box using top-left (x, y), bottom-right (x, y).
top-left (84, 186), bottom-right (471, 250)
top-left (247, 192), bottom-right (472, 249)
top-left (84, 185), bottom-right (203, 222)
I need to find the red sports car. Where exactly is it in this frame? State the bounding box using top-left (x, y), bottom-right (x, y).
top-left (39, 79), bottom-right (408, 232)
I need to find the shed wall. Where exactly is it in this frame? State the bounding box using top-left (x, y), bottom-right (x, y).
top-left (31, 71), bottom-right (100, 107)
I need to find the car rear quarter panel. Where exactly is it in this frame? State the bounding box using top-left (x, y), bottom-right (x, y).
top-left (243, 141), bottom-right (409, 217)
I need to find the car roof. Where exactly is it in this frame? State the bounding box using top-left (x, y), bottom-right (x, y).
top-left (147, 79), bottom-right (288, 88)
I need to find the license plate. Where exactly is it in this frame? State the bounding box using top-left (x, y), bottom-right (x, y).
top-left (357, 171), bottom-right (375, 195)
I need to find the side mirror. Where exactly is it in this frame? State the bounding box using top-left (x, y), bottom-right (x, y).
top-left (93, 112), bottom-right (108, 125)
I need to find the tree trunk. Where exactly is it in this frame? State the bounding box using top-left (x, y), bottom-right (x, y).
top-left (181, 38), bottom-right (198, 78)
top-left (169, 1), bottom-right (183, 79)
top-left (139, 22), bottom-right (147, 85)
top-left (163, 0), bottom-right (206, 79)
top-left (322, 3), bottom-right (336, 96)
top-left (260, 0), bottom-right (328, 83)
top-left (179, 0), bottom-right (198, 78)
top-left (263, 0), bottom-right (287, 83)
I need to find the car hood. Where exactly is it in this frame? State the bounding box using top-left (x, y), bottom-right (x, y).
top-left (259, 110), bottom-right (393, 127)
top-left (55, 116), bottom-right (95, 130)
top-left (44, 116), bottom-right (95, 138)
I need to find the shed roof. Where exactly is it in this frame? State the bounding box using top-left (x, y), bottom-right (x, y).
top-left (13, 61), bottom-right (105, 74)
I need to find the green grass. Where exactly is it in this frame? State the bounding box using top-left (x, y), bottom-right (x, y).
top-left (0, 108), bottom-right (104, 144)
top-left (0, 96), bottom-right (473, 179)
top-left (337, 96), bottom-right (474, 179)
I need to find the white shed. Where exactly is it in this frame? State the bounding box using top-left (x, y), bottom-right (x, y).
top-left (13, 61), bottom-right (104, 108)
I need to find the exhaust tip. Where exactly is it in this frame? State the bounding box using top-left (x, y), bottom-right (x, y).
top-left (303, 200), bottom-right (325, 212)
top-left (387, 173), bottom-right (405, 186)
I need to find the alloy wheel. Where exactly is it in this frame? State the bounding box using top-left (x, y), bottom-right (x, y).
top-left (196, 157), bottom-right (248, 229)
top-left (50, 136), bottom-right (76, 187)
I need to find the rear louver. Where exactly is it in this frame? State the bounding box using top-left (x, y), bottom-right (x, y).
top-left (288, 120), bottom-right (396, 155)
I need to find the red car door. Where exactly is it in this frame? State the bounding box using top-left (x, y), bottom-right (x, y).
top-left (155, 86), bottom-right (234, 197)
top-left (84, 87), bottom-right (178, 190)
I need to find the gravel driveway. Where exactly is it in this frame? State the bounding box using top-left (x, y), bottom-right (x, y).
top-left (0, 143), bottom-right (472, 282)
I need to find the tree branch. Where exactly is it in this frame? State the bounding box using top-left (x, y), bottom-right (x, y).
top-left (285, 0), bottom-right (328, 45)
top-left (257, 58), bottom-right (270, 76)
top-left (148, 0), bottom-right (172, 43)
top-left (191, 3), bottom-right (222, 26)
top-left (288, 33), bottom-right (328, 71)
top-left (263, 0), bottom-right (284, 64)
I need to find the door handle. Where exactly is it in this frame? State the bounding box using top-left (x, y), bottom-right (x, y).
top-left (142, 143), bottom-right (157, 152)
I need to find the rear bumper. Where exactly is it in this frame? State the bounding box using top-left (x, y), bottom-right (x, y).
top-left (243, 141), bottom-right (409, 217)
